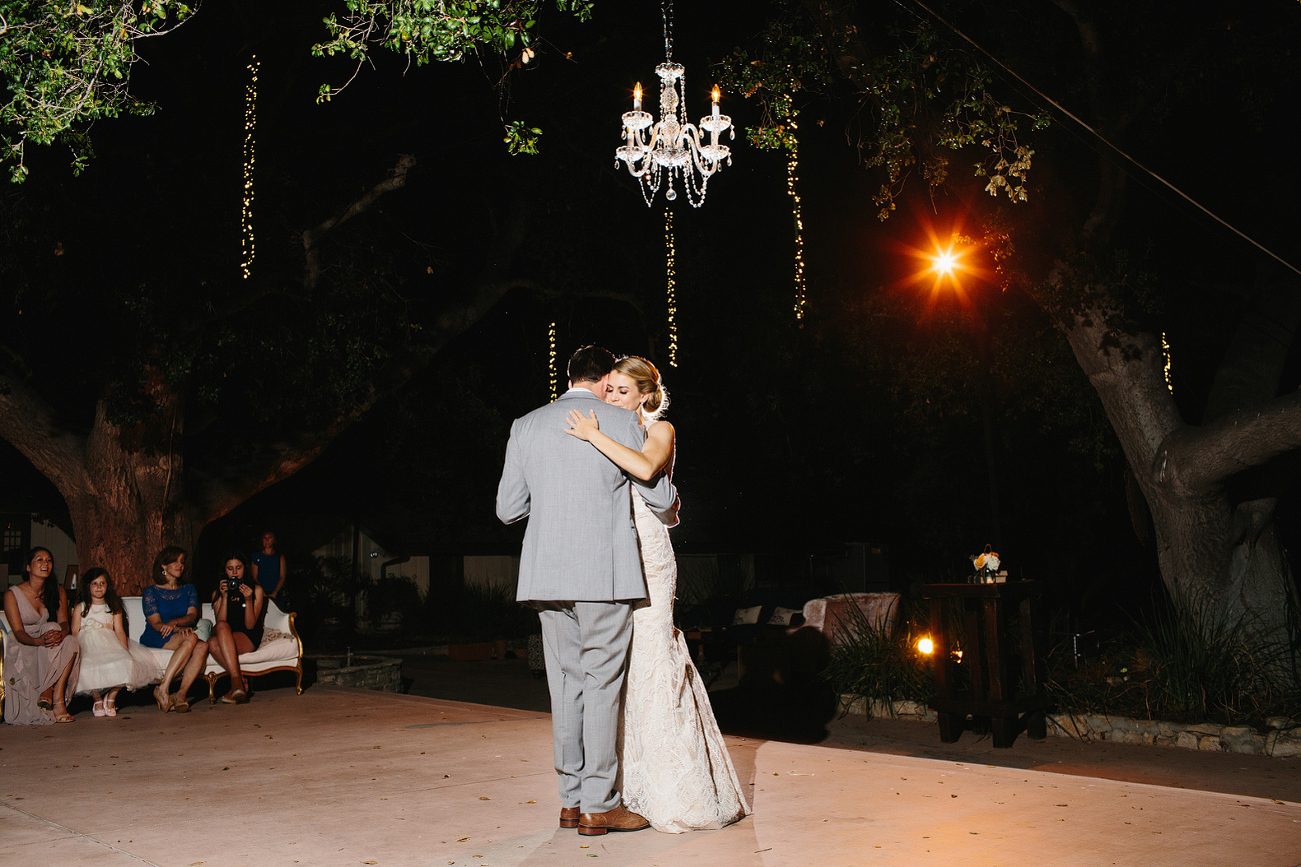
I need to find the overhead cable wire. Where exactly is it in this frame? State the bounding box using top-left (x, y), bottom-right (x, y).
top-left (899, 0), bottom-right (1301, 278)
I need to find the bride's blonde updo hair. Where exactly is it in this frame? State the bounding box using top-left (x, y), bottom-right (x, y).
top-left (614, 356), bottom-right (669, 421)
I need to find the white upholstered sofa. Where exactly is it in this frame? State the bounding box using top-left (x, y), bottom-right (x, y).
top-left (134, 596), bottom-right (303, 702)
top-left (3, 595), bottom-right (303, 706)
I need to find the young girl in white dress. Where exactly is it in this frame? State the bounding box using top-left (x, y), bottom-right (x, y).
top-left (566, 356), bottom-right (750, 833)
top-left (71, 568), bottom-right (161, 716)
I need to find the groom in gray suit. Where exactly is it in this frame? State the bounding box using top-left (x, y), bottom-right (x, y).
top-left (496, 345), bottom-right (677, 836)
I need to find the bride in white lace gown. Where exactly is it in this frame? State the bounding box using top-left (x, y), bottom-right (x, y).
top-left (566, 356), bottom-right (750, 833)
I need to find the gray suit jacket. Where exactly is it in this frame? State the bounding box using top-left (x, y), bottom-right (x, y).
top-left (497, 388), bottom-right (679, 602)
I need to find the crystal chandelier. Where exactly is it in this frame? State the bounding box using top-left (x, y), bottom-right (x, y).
top-left (615, 1), bottom-right (733, 207)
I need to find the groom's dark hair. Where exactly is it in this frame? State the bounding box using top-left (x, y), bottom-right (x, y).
top-left (568, 345), bottom-right (615, 384)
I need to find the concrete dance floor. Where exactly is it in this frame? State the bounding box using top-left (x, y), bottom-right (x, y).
top-left (2, 686), bottom-right (1298, 866)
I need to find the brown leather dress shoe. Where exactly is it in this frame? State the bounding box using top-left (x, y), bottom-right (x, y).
top-left (559, 806), bottom-right (581, 829)
top-left (577, 805), bottom-right (650, 836)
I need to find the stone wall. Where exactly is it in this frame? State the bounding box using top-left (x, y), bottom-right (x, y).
top-left (840, 696), bottom-right (1301, 758)
top-left (311, 656), bottom-right (403, 692)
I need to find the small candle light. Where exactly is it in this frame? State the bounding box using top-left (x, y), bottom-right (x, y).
top-left (634, 83), bottom-right (642, 112)
top-left (711, 85), bottom-right (720, 119)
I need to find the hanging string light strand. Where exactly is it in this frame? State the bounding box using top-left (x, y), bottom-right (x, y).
top-left (787, 119), bottom-right (806, 320)
top-left (665, 208), bottom-right (678, 367)
top-left (549, 321), bottom-right (559, 402)
top-left (1162, 332), bottom-right (1173, 394)
top-left (240, 56), bottom-right (259, 279)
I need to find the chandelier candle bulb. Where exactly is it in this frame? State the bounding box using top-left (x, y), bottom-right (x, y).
top-left (634, 83), bottom-right (642, 112)
top-left (711, 86), bottom-right (720, 119)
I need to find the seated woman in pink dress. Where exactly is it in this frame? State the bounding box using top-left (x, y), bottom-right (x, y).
top-left (3, 548), bottom-right (80, 724)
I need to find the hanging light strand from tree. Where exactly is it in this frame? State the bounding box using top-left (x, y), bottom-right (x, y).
top-left (549, 321), bottom-right (558, 402)
top-left (1162, 332), bottom-right (1173, 394)
top-left (240, 56), bottom-right (259, 279)
top-left (787, 118), bottom-right (806, 320)
top-left (666, 207), bottom-right (678, 367)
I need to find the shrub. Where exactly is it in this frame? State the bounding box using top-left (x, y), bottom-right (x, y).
top-left (1046, 593), bottom-right (1300, 726)
top-left (365, 574), bottom-right (425, 630)
top-left (822, 596), bottom-right (934, 717)
top-left (425, 580), bottom-right (539, 643)
top-left (1134, 595), bottom-right (1294, 724)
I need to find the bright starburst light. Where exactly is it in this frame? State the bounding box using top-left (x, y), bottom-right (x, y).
top-left (892, 216), bottom-right (995, 316)
top-left (932, 248), bottom-right (958, 276)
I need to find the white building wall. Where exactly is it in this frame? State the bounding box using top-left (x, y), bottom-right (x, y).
top-left (27, 519), bottom-right (78, 588)
top-left (384, 556), bottom-right (430, 597)
top-left (463, 555), bottom-right (519, 593)
top-left (313, 528), bottom-right (430, 596)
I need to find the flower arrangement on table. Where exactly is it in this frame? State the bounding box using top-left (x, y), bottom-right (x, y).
top-left (970, 546), bottom-right (1003, 583)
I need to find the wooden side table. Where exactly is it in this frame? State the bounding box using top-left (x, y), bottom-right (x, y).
top-left (923, 581), bottom-right (1049, 748)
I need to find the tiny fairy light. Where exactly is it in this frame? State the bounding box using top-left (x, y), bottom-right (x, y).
top-left (665, 207), bottom-right (678, 367)
top-left (787, 119), bottom-right (806, 320)
top-left (548, 321), bottom-right (558, 402)
top-left (1162, 332), bottom-right (1173, 394)
top-left (240, 55), bottom-right (259, 279)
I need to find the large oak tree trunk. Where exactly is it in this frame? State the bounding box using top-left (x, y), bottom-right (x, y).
top-left (1057, 280), bottom-right (1301, 679)
top-left (71, 391), bottom-right (199, 595)
top-left (0, 371), bottom-right (198, 596)
top-left (1040, 0), bottom-right (1301, 679)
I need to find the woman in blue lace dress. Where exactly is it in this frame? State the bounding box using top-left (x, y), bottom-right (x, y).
top-left (139, 546), bottom-right (209, 713)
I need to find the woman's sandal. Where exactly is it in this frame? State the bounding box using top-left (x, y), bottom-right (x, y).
top-left (104, 699), bottom-right (117, 717)
top-left (220, 688), bottom-right (248, 705)
top-left (154, 687), bottom-right (173, 713)
top-left (92, 700), bottom-right (106, 717)
top-left (53, 710), bottom-right (75, 723)
top-left (37, 697), bottom-right (53, 710)
top-left (170, 693), bottom-right (191, 714)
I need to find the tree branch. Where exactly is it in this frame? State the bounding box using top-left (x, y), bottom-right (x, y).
top-left (1203, 270), bottom-right (1301, 422)
top-left (0, 367), bottom-right (88, 497)
top-left (191, 183), bottom-right (538, 521)
top-left (189, 274), bottom-right (540, 523)
top-left (0, 339), bottom-right (33, 378)
top-left (1161, 389), bottom-right (1301, 495)
top-left (302, 153), bottom-right (417, 289)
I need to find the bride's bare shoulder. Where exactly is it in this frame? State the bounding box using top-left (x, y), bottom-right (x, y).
top-left (646, 419), bottom-right (675, 439)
